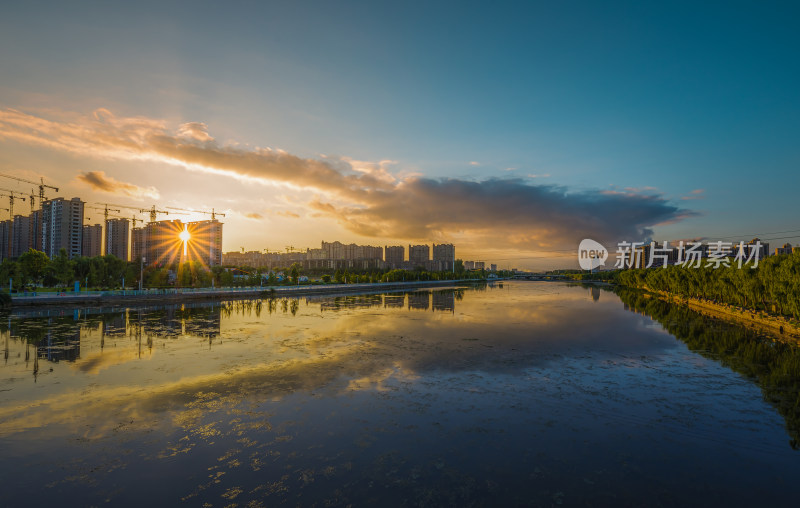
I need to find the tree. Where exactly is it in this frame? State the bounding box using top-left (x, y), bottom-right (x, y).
top-left (124, 262), bottom-right (139, 289)
top-left (73, 257), bottom-right (92, 286)
top-left (0, 259), bottom-right (22, 291)
top-left (102, 255), bottom-right (127, 288)
top-left (219, 269), bottom-right (234, 287)
top-left (18, 249), bottom-right (49, 287)
top-left (51, 249), bottom-right (75, 287)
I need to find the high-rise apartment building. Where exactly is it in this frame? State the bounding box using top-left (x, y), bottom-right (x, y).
top-left (82, 224), bottom-right (103, 257)
top-left (28, 209), bottom-right (43, 252)
top-left (42, 197), bottom-right (85, 258)
top-left (432, 243), bottom-right (455, 271)
top-left (186, 219), bottom-right (223, 266)
top-left (0, 221), bottom-right (10, 261)
top-left (11, 215), bottom-right (31, 258)
top-left (106, 218), bottom-right (130, 261)
top-left (408, 244), bottom-right (430, 267)
top-left (316, 241), bottom-right (382, 261)
top-left (145, 220), bottom-right (184, 267)
top-left (132, 226), bottom-right (147, 261)
top-left (384, 245), bottom-right (404, 268)
top-left (133, 219), bottom-right (223, 267)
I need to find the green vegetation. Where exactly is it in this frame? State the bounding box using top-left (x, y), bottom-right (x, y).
top-left (226, 258), bottom-right (511, 288)
top-left (616, 252), bottom-right (800, 320)
top-left (0, 250), bottom-right (511, 292)
top-left (1, 249), bottom-right (227, 290)
top-left (556, 269), bottom-right (621, 282)
top-left (617, 287), bottom-right (800, 450)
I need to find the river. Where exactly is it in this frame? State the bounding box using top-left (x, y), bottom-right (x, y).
top-left (1, 281), bottom-right (798, 506)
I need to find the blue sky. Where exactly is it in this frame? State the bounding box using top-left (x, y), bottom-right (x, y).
top-left (1, 1), bottom-right (798, 268)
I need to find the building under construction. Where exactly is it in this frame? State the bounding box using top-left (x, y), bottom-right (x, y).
top-left (132, 219), bottom-right (223, 267)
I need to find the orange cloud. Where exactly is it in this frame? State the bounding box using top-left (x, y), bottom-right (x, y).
top-left (76, 170), bottom-right (160, 200)
top-left (0, 107), bottom-right (695, 249)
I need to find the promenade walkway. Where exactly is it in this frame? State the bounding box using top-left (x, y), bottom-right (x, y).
top-left (8, 279), bottom-right (483, 307)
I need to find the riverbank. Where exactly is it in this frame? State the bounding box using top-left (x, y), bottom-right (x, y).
top-left (631, 287), bottom-right (800, 341)
top-left (6, 279), bottom-right (482, 308)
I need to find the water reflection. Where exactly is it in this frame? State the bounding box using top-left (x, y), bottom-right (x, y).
top-left (1, 282), bottom-right (798, 507)
top-left (0, 289), bottom-right (468, 376)
top-left (617, 287), bottom-right (800, 450)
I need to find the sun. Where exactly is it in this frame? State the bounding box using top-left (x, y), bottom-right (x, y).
top-left (179, 228), bottom-right (191, 257)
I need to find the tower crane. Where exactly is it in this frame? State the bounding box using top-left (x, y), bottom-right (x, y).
top-left (165, 207), bottom-right (226, 220)
top-left (89, 204), bottom-right (121, 222)
top-left (101, 203), bottom-right (145, 228)
top-left (0, 189), bottom-right (26, 217)
top-left (140, 205), bottom-right (170, 223)
top-left (0, 191), bottom-right (25, 258)
top-left (0, 173), bottom-right (58, 210)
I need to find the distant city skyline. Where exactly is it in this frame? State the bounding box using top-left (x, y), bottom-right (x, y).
top-left (1, 2), bottom-right (798, 270)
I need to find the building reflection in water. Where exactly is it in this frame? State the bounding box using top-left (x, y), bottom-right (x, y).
top-left (307, 288), bottom-right (460, 314)
top-left (432, 290), bottom-right (455, 312)
top-left (0, 303), bottom-right (224, 371)
top-left (408, 292), bottom-right (430, 311)
top-left (0, 288), bottom-right (464, 373)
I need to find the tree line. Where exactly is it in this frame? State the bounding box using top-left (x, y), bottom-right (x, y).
top-left (1, 248), bottom-right (131, 291)
top-left (613, 251), bottom-right (800, 320)
top-left (0, 249), bottom-right (508, 292)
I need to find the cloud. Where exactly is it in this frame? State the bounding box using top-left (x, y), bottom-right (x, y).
top-left (176, 122), bottom-right (213, 142)
top-left (275, 210), bottom-right (300, 219)
top-left (75, 170), bottom-right (160, 200)
top-left (527, 173), bottom-right (550, 178)
top-left (681, 189), bottom-right (705, 201)
top-left (244, 212), bottom-right (263, 220)
top-left (311, 178), bottom-right (694, 247)
top-left (0, 108), bottom-right (695, 250)
top-left (469, 161), bottom-right (480, 166)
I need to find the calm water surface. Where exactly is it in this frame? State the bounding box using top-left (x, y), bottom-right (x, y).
top-left (1, 282), bottom-right (798, 506)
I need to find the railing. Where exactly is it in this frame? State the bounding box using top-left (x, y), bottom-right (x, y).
top-left (12, 280), bottom-right (481, 300)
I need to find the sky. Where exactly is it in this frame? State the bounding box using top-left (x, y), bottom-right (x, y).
top-left (0, 1), bottom-right (798, 269)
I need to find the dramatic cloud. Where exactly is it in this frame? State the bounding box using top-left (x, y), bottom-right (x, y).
top-left (76, 170), bottom-right (160, 200)
top-left (1, 108), bottom-right (694, 250)
top-left (311, 178), bottom-right (692, 248)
